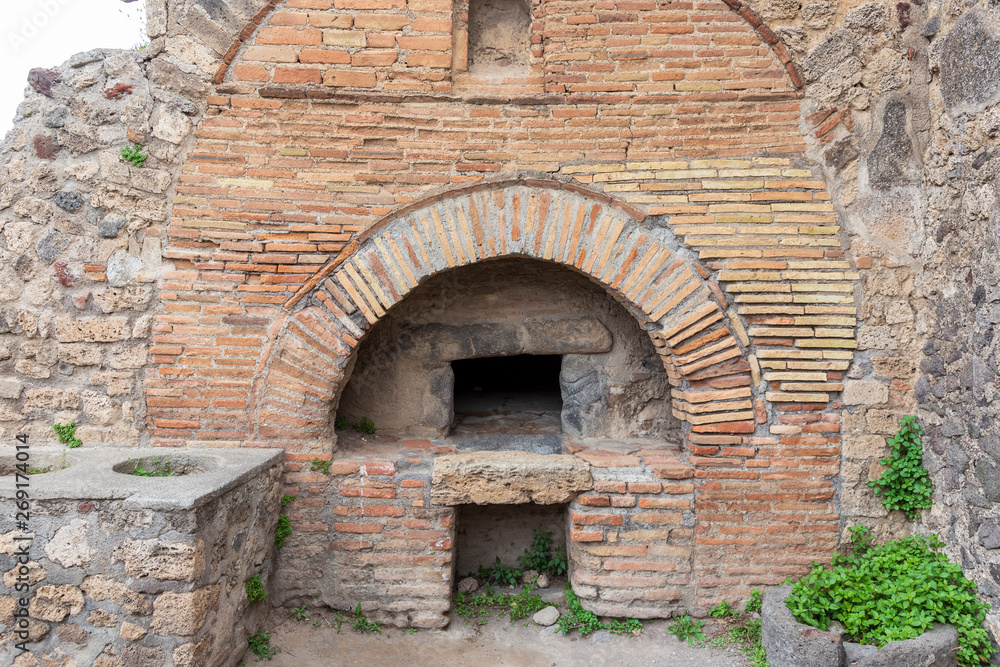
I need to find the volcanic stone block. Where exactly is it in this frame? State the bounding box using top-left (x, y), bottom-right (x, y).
top-left (940, 7), bottom-right (1000, 115)
top-left (431, 451), bottom-right (592, 505)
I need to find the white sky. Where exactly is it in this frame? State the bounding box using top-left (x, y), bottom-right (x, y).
top-left (0, 0), bottom-right (146, 139)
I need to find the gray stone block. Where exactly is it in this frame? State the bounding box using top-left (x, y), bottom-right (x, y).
top-left (762, 584), bottom-right (846, 667)
top-left (940, 7), bottom-right (1000, 114)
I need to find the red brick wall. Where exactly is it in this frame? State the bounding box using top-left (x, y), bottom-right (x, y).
top-left (147, 0), bottom-right (848, 616)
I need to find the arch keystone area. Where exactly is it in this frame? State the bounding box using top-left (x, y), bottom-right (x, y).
top-left (251, 181), bottom-right (756, 448)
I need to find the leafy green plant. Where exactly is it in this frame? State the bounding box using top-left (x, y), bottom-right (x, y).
top-left (478, 557), bottom-right (522, 587)
top-left (608, 617), bottom-right (643, 636)
top-left (745, 589), bottom-right (763, 614)
top-left (310, 458), bottom-right (331, 475)
top-left (280, 494), bottom-right (296, 506)
top-left (667, 614), bottom-right (705, 647)
top-left (509, 585), bottom-right (546, 621)
top-left (786, 527), bottom-right (992, 667)
top-left (275, 515), bottom-right (292, 549)
top-left (52, 421), bottom-right (82, 448)
top-left (353, 416), bottom-right (376, 434)
top-left (292, 605), bottom-right (310, 621)
top-left (120, 143), bottom-right (148, 167)
top-left (517, 530), bottom-right (568, 577)
top-left (330, 611), bottom-right (347, 633)
top-left (245, 575), bottom-right (267, 603)
top-left (868, 415), bottom-right (932, 520)
top-left (710, 600), bottom-right (736, 618)
top-left (124, 457), bottom-right (178, 477)
top-left (335, 416), bottom-right (348, 430)
top-left (247, 630), bottom-right (277, 661)
top-left (351, 603), bottom-right (381, 634)
top-left (556, 584), bottom-right (606, 636)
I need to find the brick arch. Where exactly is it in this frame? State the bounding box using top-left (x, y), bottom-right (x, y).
top-left (250, 180), bottom-right (754, 449)
top-left (211, 0), bottom-right (803, 89)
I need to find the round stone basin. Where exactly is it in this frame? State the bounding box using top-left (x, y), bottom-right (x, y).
top-left (111, 453), bottom-right (219, 477)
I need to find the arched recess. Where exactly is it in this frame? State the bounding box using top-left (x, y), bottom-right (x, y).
top-left (211, 0), bottom-right (803, 89)
top-left (249, 179), bottom-right (755, 451)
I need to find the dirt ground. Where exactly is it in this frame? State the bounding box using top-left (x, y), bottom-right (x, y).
top-left (265, 610), bottom-right (752, 667)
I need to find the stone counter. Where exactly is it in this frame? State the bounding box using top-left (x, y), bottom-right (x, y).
top-left (0, 447), bottom-right (283, 667)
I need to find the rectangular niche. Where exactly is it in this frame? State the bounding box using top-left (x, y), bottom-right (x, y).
top-left (455, 503), bottom-right (567, 579)
top-left (451, 354), bottom-right (562, 435)
top-left (467, 0), bottom-right (532, 76)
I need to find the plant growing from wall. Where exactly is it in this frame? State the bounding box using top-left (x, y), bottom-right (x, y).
top-left (785, 526), bottom-right (992, 667)
top-left (120, 143), bottom-right (148, 167)
top-left (245, 575), bottom-right (267, 603)
top-left (52, 421), bottom-right (82, 448)
top-left (350, 603), bottom-right (381, 634)
top-left (709, 600), bottom-right (736, 618)
top-left (309, 458), bottom-right (331, 475)
top-left (868, 415), bottom-right (932, 519)
top-left (274, 515), bottom-right (292, 549)
top-left (280, 494), bottom-right (296, 506)
top-left (744, 589), bottom-right (763, 614)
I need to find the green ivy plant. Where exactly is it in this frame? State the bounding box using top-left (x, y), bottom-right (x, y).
top-left (868, 416), bottom-right (932, 519)
top-left (245, 575), bottom-right (267, 603)
top-left (786, 526), bottom-right (992, 667)
top-left (52, 421), bottom-right (82, 448)
top-left (120, 143), bottom-right (148, 167)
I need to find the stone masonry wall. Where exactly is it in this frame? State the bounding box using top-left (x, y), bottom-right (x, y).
top-left (0, 458), bottom-right (281, 666)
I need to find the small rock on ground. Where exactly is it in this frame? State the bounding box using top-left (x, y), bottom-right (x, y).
top-left (457, 577), bottom-right (478, 593)
top-left (533, 606), bottom-right (560, 626)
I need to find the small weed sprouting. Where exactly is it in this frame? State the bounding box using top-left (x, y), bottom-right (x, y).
top-left (353, 416), bottom-right (376, 435)
top-left (709, 600), bottom-right (736, 619)
top-left (351, 603), bottom-right (381, 634)
top-left (330, 611), bottom-right (347, 633)
top-left (556, 584), bottom-right (606, 636)
top-left (274, 515), bottom-right (292, 549)
top-left (293, 605), bottom-right (310, 621)
top-left (724, 619), bottom-right (766, 667)
top-left (124, 457), bottom-right (177, 477)
top-left (745, 588), bottom-right (763, 614)
top-left (478, 557), bottom-right (522, 588)
top-left (28, 449), bottom-right (70, 475)
top-left (280, 494), bottom-right (296, 507)
top-left (247, 629), bottom-right (277, 661)
top-left (309, 458), bottom-right (332, 475)
top-left (667, 614), bottom-right (705, 647)
top-left (245, 575), bottom-right (267, 603)
top-left (509, 585), bottom-right (546, 621)
top-left (312, 619), bottom-right (321, 627)
top-left (453, 586), bottom-right (545, 625)
top-left (52, 421), bottom-right (82, 448)
top-left (334, 416), bottom-right (348, 430)
top-left (608, 617), bottom-right (643, 637)
top-left (120, 143), bottom-right (148, 167)
top-left (407, 627), bottom-right (417, 635)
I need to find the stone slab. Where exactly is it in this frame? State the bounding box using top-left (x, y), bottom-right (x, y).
top-left (431, 451), bottom-right (592, 505)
